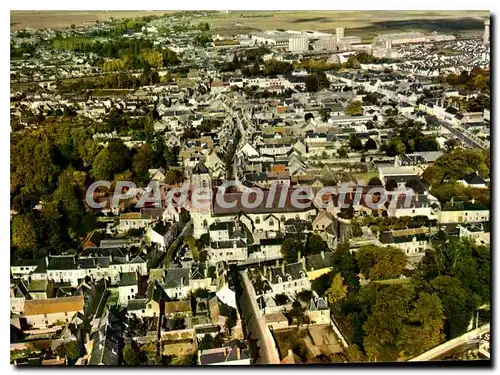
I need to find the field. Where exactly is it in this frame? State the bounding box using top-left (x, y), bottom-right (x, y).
top-left (11, 10), bottom-right (489, 40)
top-left (10, 10), bottom-right (172, 30)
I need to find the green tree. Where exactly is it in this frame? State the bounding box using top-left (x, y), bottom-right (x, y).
top-left (280, 238), bottom-right (305, 263)
top-left (132, 144), bottom-right (156, 184)
top-left (344, 101), bottom-right (363, 116)
top-left (12, 214), bottom-right (37, 250)
top-left (305, 233), bottom-right (329, 255)
top-left (56, 341), bottom-right (79, 362)
top-left (364, 138), bottom-right (377, 150)
top-left (337, 146), bottom-right (349, 158)
top-left (356, 245), bottom-right (407, 280)
top-left (326, 273), bottom-right (348, 304)
top-left (430, 276), bottom-right (478, 339)
top-left (363, 286), bottom-right (444, 361)
top-left (123, 343), bottom-right (141, 365)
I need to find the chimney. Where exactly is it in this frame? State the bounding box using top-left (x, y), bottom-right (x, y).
top-left (204, 267), bottom-right (208, 278)
top-left (45, 256), bottom-right (49, 267)
top-left (281, 262), bottom-right (285, 275)
top-left (180, 277), bottom-right (185, 286)
top-left (320, 251), bottom-right (325, 260)
top-left (125, 253), bottom-right (130, 262)
top-left (236, 347), bottom-right (241, 360)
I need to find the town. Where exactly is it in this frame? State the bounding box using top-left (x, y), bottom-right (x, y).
top-left (10, 10), bottom-right (490, 365)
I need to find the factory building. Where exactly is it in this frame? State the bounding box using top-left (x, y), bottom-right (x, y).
top-left (289, 33), bottom-right (309, 53)
top-left (374, 32), bottom-right (427, 46)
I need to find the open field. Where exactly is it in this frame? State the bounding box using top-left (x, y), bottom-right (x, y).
top-left (10, 10), bottom-right (173, 30)
top-left (11, 10), bottom-right (489, 38)
top-left (204, 11), bottom-right (489, 39)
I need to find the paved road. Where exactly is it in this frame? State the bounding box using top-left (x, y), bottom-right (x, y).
top-left (238, 270), bottom-right (281, 365)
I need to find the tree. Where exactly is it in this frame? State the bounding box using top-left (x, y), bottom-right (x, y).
top-left (355, 245), bottom-right (407, 280)
top-left (367, 177), bottom-right (383, 187)
top-left (364, 138), bottom-right (377, 150)
top-left (337, 146), bottom-right (349, 158)
top-left (183, 235), bottom-right (199, 261)
top-left (225, 308), bottom-right (237, 335)
top-left (363, 285), bottom-right (444, 361)
top-left (280, 238), bottom-right (305, 263)
top-left (297, 290), bottom-right (313, 303)
top-left (91, 140), bottom-right (131, 181)
top-left (165, 169), bottom-right (183, 185)
top-left (385, 179), bottom-right (397, 191)
top-left (349, 135), bottom-right (363, 151)
top-left (305, 234), bottom-right (329, 255)
top-left (132, 144), bottom-right (155, 184)
top-left (12, 214), bottom-right (37, 250)
top-left (326, 273), bottom-right (348, 304)
top-left (123, 343), bottom-right (141, 365)
top-left (344, 101), bottom-right (363, 116)
top-left (430, 276), bottom-right (478, 339)
top-left (56, 341), bottom-right (79, 362)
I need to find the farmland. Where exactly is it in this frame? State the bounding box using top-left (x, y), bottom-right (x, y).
top-left (11, 10), bottom-right (489, 40)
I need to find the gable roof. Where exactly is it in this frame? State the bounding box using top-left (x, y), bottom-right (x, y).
top-left (23, 295), bottom-right (84, 316)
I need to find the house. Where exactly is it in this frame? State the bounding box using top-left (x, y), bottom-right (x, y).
top-left (88, 307), bottom-right (125, 365)
top-left (440, 198), bottom-right (489, 224)
top-left (304, 251), bottom-right (335, 281)
top-left (23, 295), bottom-right (84, 329)
top-left (163, 267), bottom-right (191, 299)
top-left (262, 261), bottom-right (310, 297)
top-left (118, 272), bottom-right (139, 305)
top-left (215, 263), bottom-right (237, 309)
top-left (306, 293), bottom-right (330, 325)
top-left (459, 172), bottom-right (488, 189)
top-left (146, 221), bottom-right (178, 250)
top-left (164, 300), bottom-right (192, 319)
top-left (265, 312), bottom-right (289, 330)
top-left (379, 228), bottom-right (432, 256)
top-left (11, 258), bottom-right (46, 279)
top-left (312, 210), bottom-right (334, 232)
top-left (28, 279), bottom-right (53, 300)
top-left (458, 223), bottom-right (490, 245)
top-left (127, 281), bottom-right (166, 318)
top-left (11, 279), bottom-right (31, 314)
top-left (198, 345), bottom-right (250, 365)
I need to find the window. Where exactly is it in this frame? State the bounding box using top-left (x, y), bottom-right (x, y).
top-left (269, 220), bottom-right (274, 226)
top-left (142, 310), bottom-right (145, 314)
top-left (255, 217), bottom-right (261, 224)
top-left (130, 288), bottom-right (134, 293)
top-left (148, 304), bottom-right (152, 309)
top-left (128, 296), bottom-right (131, 300)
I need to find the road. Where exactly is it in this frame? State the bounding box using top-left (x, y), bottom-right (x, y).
top-left (238, 270), bottom-right (281, 365)
top-left (439, 121), bottom-right (488, 149)
top-left (409, 323), bottom-right (490, 361)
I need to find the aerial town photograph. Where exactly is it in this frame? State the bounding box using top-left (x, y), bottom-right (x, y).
top-left (9, 9), bottom-right (490, 366)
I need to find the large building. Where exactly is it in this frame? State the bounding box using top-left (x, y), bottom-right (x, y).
top-left (289, 33), bottom-right (309, 53)
top-left (374, 32), bottom-right (427, 46)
